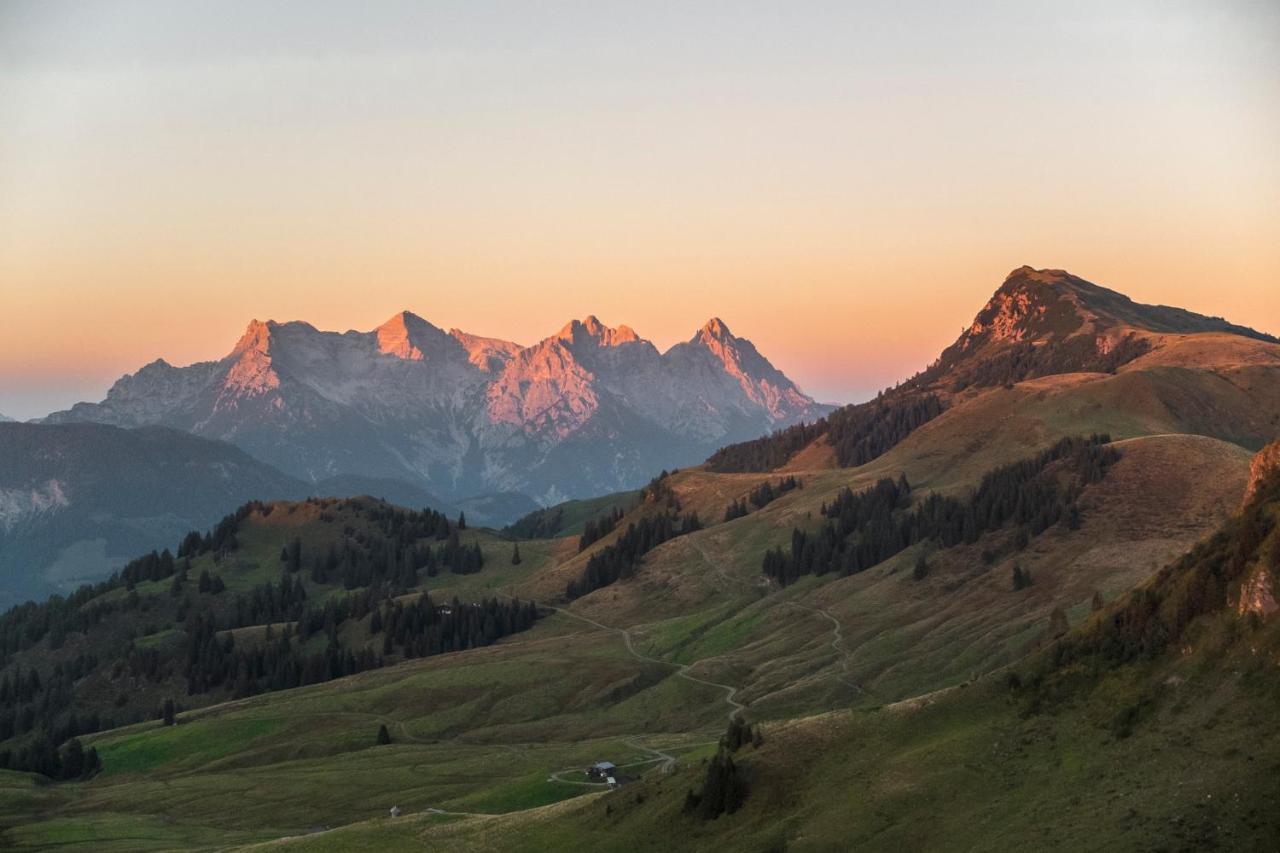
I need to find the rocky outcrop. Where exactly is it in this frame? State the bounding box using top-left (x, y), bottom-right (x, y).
top-left (1238, 568), bottom-right (1278, 618)
top-left (1244, 440), bottom-right (1280, 506)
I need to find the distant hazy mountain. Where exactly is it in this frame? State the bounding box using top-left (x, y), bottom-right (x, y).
top-left (47, 314), bottom-right (830, 503)
top-left (0, 423), bottom-right (499, 604)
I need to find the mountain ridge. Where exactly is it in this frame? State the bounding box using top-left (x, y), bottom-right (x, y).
top-left (45, 314), bottom-right (831, 504)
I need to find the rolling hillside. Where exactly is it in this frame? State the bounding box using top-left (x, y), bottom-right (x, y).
top-left (0, 268), bottom-right (1277, 850)
top-left (0, 424), bottom-right (496, 605)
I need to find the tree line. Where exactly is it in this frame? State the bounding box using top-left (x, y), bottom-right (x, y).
top-left (579, 506), bottom-right (625, 552)
top-left (763, 435), bottom-right (1119, 586)
top-left (706, 393), bottom-right (946, 474)
top-left (0, 496), bottom-right (493, 782)
top-left (566, 511), bottom-right (703, 600)
top-left (725, 476), bottom-right (801, 521)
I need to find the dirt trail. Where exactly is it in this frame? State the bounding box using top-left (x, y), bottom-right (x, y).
top-left (544, 601), bottom-right (746, 722)
top-left (689, 536), bottom-right (871, 697)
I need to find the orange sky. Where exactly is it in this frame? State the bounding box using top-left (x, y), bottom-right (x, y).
top-left (1, 2), bottom-right (1278, 419)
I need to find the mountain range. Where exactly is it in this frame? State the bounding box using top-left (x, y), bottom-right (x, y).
top-left (45, 314), bottom-right (830, 505)
top-left (3, 266), bottom-right (1280, 849)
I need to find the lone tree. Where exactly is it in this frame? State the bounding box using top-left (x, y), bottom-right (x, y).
top-left (377, 724), bottom-right (391, 745)
top-left (511, 543), bottom-right (522, 565)
top-left (1048, 606), bottom-right (1069, 638)
top-left (913, 554), bottom-right (930, 581)
top-left (1091, 590), bottom-right (1105, 612)
top-left (457, 511), bottom-right (467, 530)
top-left (162, 697), bottom-right (176, 727)
top-left (1012, 564), bottom-right (1033, 591)
top-left (684, 748), bottom-right (747, 821)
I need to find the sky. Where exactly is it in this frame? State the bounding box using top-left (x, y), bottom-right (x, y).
top-left (1, 1), bottom-right (1278, 420)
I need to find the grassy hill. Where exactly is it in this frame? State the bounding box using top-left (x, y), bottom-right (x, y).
top-left (2, 271), bottom-right (1278, 850)
top-left (238, 448), bottom-right (1280, 852)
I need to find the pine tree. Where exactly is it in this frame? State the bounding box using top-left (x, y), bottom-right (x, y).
top-left (1048, 606), bottom-right (1069, 637)
top-left (511, 543), bottom-right (522, 565)
top-left (1012, 564), bottom-right (1033, 591)
top-left (82, 746), bottom-right (101, 779)
top-left (1091, 590), bottom-right (1105, 612)
top-left (457, 512), bottom-right (466, 530)
top-left (61, 738), bottom-right (84, 780)
top-left (162, 697), bottom-right (176, 727)
top-left (913, 554), bottom-right (930, 581)
top-left (377, 724), bottom-right (391, 745)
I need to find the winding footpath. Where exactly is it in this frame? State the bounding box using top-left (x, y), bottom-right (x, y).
top-left (689, 536), bottom-right (872, 697)
top-left (543, 601), bottom-right (747, 722)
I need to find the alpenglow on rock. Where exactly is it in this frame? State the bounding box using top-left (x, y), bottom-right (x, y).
top-left (47, 314), bottom-right (831, 503)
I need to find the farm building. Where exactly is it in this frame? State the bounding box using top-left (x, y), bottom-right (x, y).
top-left (586, 761), bottom-right (617, 782)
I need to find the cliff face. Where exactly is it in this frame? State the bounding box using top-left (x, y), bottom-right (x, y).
top-left (1237, 439), bottom-right (1280, 618)
top-left (1244, 440), bottom-right (1280, 506)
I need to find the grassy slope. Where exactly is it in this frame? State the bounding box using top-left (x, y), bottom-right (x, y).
top-left (261, 495), bottom-right (1280, 853)
top-left (3, 346), bottom-right (1278, 850)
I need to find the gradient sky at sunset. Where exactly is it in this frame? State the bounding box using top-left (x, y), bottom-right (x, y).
top-left (2, 1), bottom-right (1278, 420)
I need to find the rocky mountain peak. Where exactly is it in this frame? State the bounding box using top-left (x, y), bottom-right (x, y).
top-left (696, 317), bottom-right (734, 342)
top-left (556, 316), bottom-right (641, 348)
top-left (232, 319), bottom-right (275, 355)
top-left (224, 319), bottom-right (280, 395)
top-left (375, 310), bottom-right (457, 362)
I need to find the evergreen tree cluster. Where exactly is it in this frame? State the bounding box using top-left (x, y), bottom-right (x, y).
top-left (578, 506), bottom-right (626, 552)
top-left (706, 393), bottom-right (946, 474)
top-left (763, 435), bottom-right (1119, 586)
top-left (374, 594), bottom-right (539, 659)
top-left (932, 334), bottom-right (1152, 393)
top-left (827, 394), bottom-right (946, 467)
top-left (749, 476), bottom-right (800, 508)
top-left (684, 747), bottom-right (748, 821)
top-left (0, 735), bottom-right (100, 782)
top-left (121, 549), bottom-right (178, 590)
top-left (1012, 564), bottom-right (1034, 590)
top-left (503, 506), bottom-right (566, 540)
top-left (181, 590), bottom-right (538, 700)
top-left (0, 496), bottom-right (497, 782)
top-left (724, 476), bottom-right (802, 521)
top-left (705, 421), bottom-right (825, 474)
top-left (721, 716), bottom-right (763, 752)
top-left (723, 498), bottom-right (749, 522)
top-left (566, 511), bottom-right (702, 600)
top-left (304, 528), bottom-right (483, 589)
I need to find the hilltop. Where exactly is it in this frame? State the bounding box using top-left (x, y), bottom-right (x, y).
top-left (0, 423), bottom-right (519, 603)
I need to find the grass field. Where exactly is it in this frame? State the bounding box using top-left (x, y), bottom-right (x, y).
top-left (3, 349), bottom-right (1278, 850)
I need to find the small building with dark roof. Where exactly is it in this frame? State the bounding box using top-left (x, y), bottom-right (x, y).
top-left (586, 761), bottom-right (617, 782)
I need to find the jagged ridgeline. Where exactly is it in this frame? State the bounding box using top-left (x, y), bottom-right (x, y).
top-left (0, 496), bottom-right (539, 779)
top-left (764, 435), bottom-right (1119, 586)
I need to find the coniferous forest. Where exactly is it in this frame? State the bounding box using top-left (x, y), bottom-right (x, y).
top-left (0, 497), bottom-right (539, 779)
top-left (566, 472), bottom-right (702, 599)
top-left (763, 435), bottom-right (1120, 586)
top-left (706, 392), bottom-right (945, 474)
